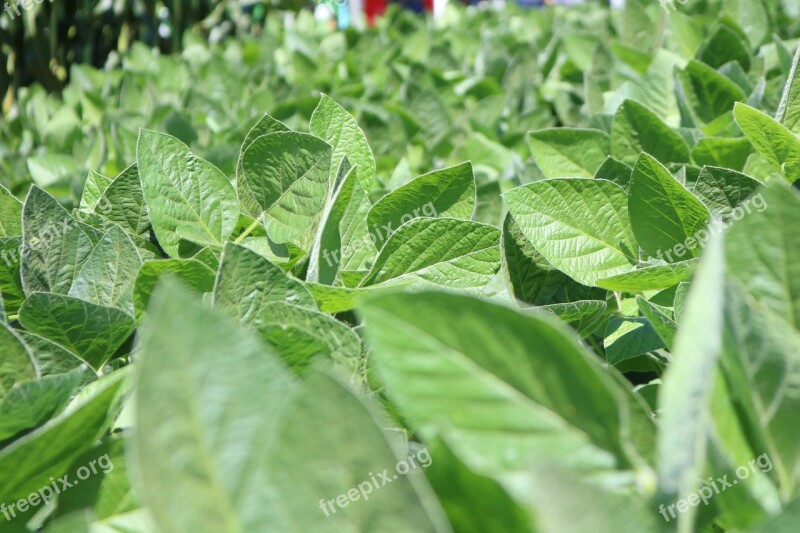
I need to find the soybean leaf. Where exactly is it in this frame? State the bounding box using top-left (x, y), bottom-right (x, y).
top-left (0, 184), bottom-right (23, 236)
top-left (20, 186), bottom-right (95, 295)
top-left (0, 323), bottom-right (37, 401)
top-left (597, 260), bottom-right (698, 292)
top-left (79, 170), bottom-right (113, 212)
top-left (628, 153), bottom-right (710, 261)
top-left (528, 128), bottom-right (610, 178)
top-left (68, 225), bottom-right (143, 315)
top-left (611, 99), bottom-right (690, 165)
top-left (776, 45), bottom-right (800, 134)
top-left (733, 103), bottom-right (800, 183)
top-left (133, 258), bottom-right (216, 322)
top-left (18, 293), bottom-right (136, 370)
top-left (237, 114), bottom-right (291, 218)
top-left (240, 132), bottom-right (332, 245)
top-left (725, 181), bottom-right (800, 329)
top-left (367, 162), bottom-right (475, 248)
top-left (137, 129), bottom-right (239, 256)
top-left (361, 218), bottom-right (501, 291)
top-left (213, 242), bottom-right (316, 326)
top-left (310, 95), bottom-right (376, 191)
top-left (96, 164), bottom-right (151, 238)
top-left (504, 179), bottom-right (638, 286)
top-left (0, 369), bottom-right (127, 504)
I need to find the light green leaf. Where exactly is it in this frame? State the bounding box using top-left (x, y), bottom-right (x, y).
top-left (96, 164), bottom-right (151, 238)
top-left (236, 114), bottom-right (291, 218)
top-left (240, 132), bottom-right (332, 245)
top-left (0, 183), bottom-right (23, 237)
top-left (307, 163), bottom-right (374, 284)
top-left (502, 214), bottom-right (606, 305)
top-left (725, 181), bottom-right (800, 329)
top-left (0, 322), bottom-right (37, 401)
top-left (79, 170), bottom-right (113, 212)
top-left (133, 258), bottom-right (215, 322)
top-left (213, 242), bottom-right (316, 326)
top-left (628, 153), bottom-right (710, 260)
top-left (137, 129), bottom-right (239, 256)
top-left (0, 369), bottom-right (127, 504)
top-left (68, 225), bottom-right (143, 315)
top-left (676, 60), bottom-right (747, 125)
top-left (0, 368), bottom-right (87, 442)
top-left (362, 218), bottom-right (501, 291)
top-left (611, 99), bottom-right (691, 166)
top-left (776, 45), bottom-right (800, 135)
top-left (359, 291), bottom-right (653, 473)
top-left (528, 128), bottom-right (610, 178)
top-left (733, 102), bottom-right (800, 183)
top-left (20, 186), bottom-right (95, 295)
top-left (18, 293), bottom-right (136, 370)
top-left (597, 260), bottom-right (698, 292)
top-left (504, 179), bottom-right (638, 286)
top-left (657, 228), bottom-right (725, 529)
top-left (693, 166), bottom-right (763, 221)
top-left (367, 162), bottom-right (475, 248)
top-left (310, 94), bottom-right (376, 191)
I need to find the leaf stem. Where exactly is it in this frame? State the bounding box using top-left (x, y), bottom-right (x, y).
top-left (234, 214), bottom-right (263, 244)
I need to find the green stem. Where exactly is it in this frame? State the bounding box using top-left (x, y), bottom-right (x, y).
top-left (234, 215), bottom-right (263, 244)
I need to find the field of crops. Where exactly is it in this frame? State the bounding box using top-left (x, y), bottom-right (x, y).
top-left (2, 1), bottom-right (800, 532)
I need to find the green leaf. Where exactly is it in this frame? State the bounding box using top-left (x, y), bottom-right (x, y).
top-left (656, 228), bottom-right (725, 528)
top-left (132, 281), bottom-right (444, 532)
top-left (721, 282), bottom-right (800, 495)
top-left (611, 99), bottom-right (691, 166)
top-left (597, 260), bottom-right (698, 292)
top-left (535, 300), bottom-right (609, 338)
top-left (79, 170), bottom-right (113, 212)
top-left (253, 302), bottom-right (362, 370)
top-left (691, 137), bottom-right (752, 171)
top-left (501, 214), bottom-right (606, 305)
top-left (213, 242), bottom-right (316, 326)
top-left (236, 114), bottom-right (291, 218)
top-left (604, 317), bottom-right (665, 365)
top-left (359, 291), bottom-right (653, 473)
top-left (362, 218), bottom-right (501, 291)
top-left (0, 322), bottom-right (37, 401)
top-left (676, 60), bottom-right (747, 125)
top-left (692, 166), bottom-right (763, 221)
top-left (0, 369), bottom-right (127, 504)
top-left (137, 129), bottom-right (239, 256)
top-left (18, 293), bottom-right (136, 370)
top-left (68, 225), bottom-right (143, 315)
top-left (0, 237), bottom-right (25, 315)
top-left (628, 153), bottom-right (710, 261)
top-left (725, 181), bottom-right (800, 329)
top-left (307, 163), bottom-right (374, 284)
top-left (504, 179), bottom-right (638, 286)
top-left (133, 258), bottom-right (216, 322)
top-left (636, 296), bottom-right (677, 349)
top-left (0, 183), bottom-right (23, 236)
top-left (776, 45), bottom-right (800, 135)
top-left (310, 94), bottom-right (376, 191)
top-left (528, 128), bottom-right (610, 178)
top-left (733, 102), bottom-right (800, 183)
top-left (303, 282), bottom-right (400, 313)
top-left (20, 186), bottom-right (95, 295)
top-left (240, 132), bottom-right (332, 244)
top-left (96, 164), bottom-right (151, 238)
top-left (367, 162), bottom-right (475, 249)
top-left (0, 368), bottom-right (87, 442)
